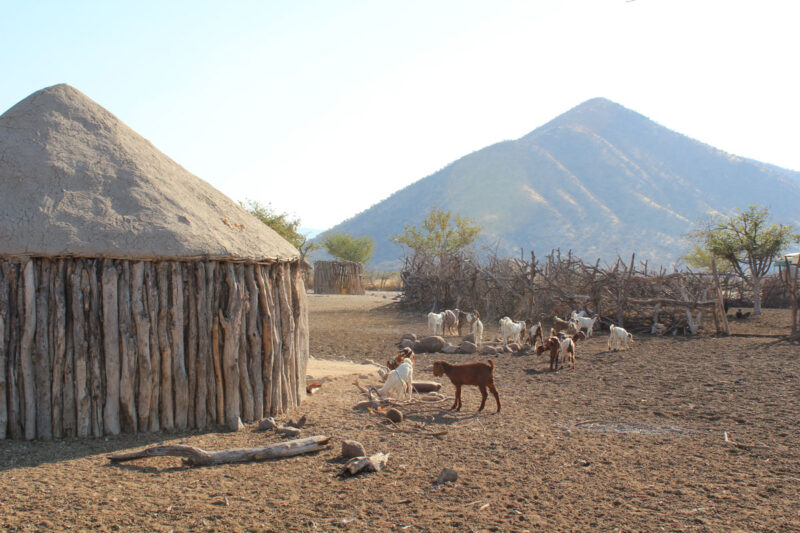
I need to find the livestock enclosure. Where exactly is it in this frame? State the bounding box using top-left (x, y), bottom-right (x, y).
top-left (1, 294), bottom-right (797, 531)
top-left (313, 260), bottom-right (366, 295)
top-left (399, 248), bottom-right (800, 335)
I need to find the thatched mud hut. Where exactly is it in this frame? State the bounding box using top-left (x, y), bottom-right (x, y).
top-left (313, 260), bottom-right (365, 295)
top-left (0, 84), bottom-right (308, 440)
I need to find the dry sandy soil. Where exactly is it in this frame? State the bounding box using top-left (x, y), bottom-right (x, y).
top-left (1, 291), bottom-right (799, 532)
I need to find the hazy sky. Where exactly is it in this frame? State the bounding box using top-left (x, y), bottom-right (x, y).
top-left (2, 1), bottom-right (798, 231)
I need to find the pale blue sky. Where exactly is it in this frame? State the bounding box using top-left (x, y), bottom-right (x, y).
top-left (2, 1), bottom-right (799, 230)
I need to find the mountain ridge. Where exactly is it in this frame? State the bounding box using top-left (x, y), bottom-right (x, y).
top-left (315, 98), bottom-right (800, 269)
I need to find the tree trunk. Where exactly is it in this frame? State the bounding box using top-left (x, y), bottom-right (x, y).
top-left (186, 264), bottom-right (198, 429)
top-left (244, 265), bottom-right (264, 421)
top-left (108, 435), bottom-right (331, 466)
top-left (206, 262), bottom-right (220, 426)
top-left (256, 265), bottom-right (274, 416)
top-left (118, 262), bottom-right (138, 433)
top-left (751, 275), bottom-right (763, 315)
top-left (7, 264), bottom-right (23, 439)
top-left (291, 263), bottom-right (309, 404)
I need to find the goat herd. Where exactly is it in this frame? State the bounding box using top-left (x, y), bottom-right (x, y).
top-left (379, 309), bottom-right (637, 414)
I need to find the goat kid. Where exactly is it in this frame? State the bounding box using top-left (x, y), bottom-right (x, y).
top-left (607, 324), bottom-right (634, 351)
top-left (427, 312), bottom-right (444, 336)
top-left (379, 350), bottom-right (414, 400)
top-left (433, 359), bottom-right (501, 413)
top-left (472, 318), bottom-right (484, 348)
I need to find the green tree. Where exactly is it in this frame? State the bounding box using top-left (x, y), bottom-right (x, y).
top-left (241, 199), bottom-right (317, 258)
top-left (322, 233), bottom-right (375, 264)
top-left (681, 244), bottom-right (733, 272)
top-left (688, 205), bottom-right (799, 314)
top-left (391, 207), bottom-right (481, 260)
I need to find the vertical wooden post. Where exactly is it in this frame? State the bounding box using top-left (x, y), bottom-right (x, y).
top-left (195, 262), bottom-right (209, 430)
top-left (72, 262), bottom-right (91, 438)
top-left (156, 262), bottom-right (173, 431)
top-left (20, 260), bottom-right (38, 440)
top-left (244, 264), bottom-right (264, 421)
top-left (132, 262), bottom-right (152, 432)
top-left (34, 259), bottom-right (53, 439)
top-left (0, 264), bottom-right (8, 439)
top-left (256, 264), bottom-right (274, 415)
top-left (170, 262), bottom-right (188, 430)
top-left (292, 262), bottom-right (309, 404)
top-left (102, 260), bottom-right (121, 435)
top-left (145, 263), bottom-right (161, 432)
top-left (186, 264), bottom-right (198, 429)
top-left (118, 262), bottom-right (138, 433)
top-left (87, 260), bottom-right (104, 438)
top-left (219, 263), bottom-right (243, 430)
top-left (7, 264), bottom-right (23, 439)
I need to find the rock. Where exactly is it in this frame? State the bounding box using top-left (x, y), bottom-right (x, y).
top-left (385, 408), bottom-right (403, 423)
top-left (458, 341), bottom-right (477, 354)
top-left (481, 346), bottom-right (497, 355)
top-left (400, 333), bottom-right (417, 342)
top-left (442, 342), bottom-right (459, 354)
top-left (277, 425), bottom-right (301, 437)
top-left (341, 440), bottom-right (366, 458)
top-left (463, 333), bottom-right (476, 344)
top-left (399, 339), bottom-right (415, 350)
top-left (257, 417), bottom-right (277, 431)
top-left (227, 416), bottom-right (244, 432)
top-left (437, 468), bottom-right (458, 484)
top-left (413, 336), bottom-right (447, 353)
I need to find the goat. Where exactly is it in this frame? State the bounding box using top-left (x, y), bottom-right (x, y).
top-left (442, 309), bottom-right (458, 336)
top-left (536, 336), bottom-right (562, 370)
top-left (559, 336), bottom-right (576, 370)
top-left (427, 312), bottom-right (444, 336)
top-left (500, 317), bottom-right (525, 346)
top-left (472, 318), bottom-right (484, 347)
top-left (379, 349), bottom-right (414, 400)
top-left (608, 324), bottom-right (633, 351)
top-left (570, 314), bottom-right (600, 337)
top-left (457, 310), bottom-right (480, 336)
top-left (524, 319), bottom-right (544, 347)
top-left (432, 360), bottom-right (500, 413)
top-left (571, 309), bottom-right (588, 319)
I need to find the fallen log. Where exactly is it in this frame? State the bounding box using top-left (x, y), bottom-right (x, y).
top-left (412, 381), bottom-right (441, 393)
top-left (108, 435), bottom-right (331, 466)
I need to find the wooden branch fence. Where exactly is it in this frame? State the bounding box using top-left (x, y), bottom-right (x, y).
top-left (0, 257), bottom-right (309, 440)
top-left (313, 261), bottom-right (365, 295)
top-left (399, 249), bottom-right (734, 335)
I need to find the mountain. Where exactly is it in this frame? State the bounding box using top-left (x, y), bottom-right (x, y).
top-left (317, 98), bottom-right (800, 269)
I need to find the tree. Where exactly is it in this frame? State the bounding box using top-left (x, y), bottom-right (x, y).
top-left (322, 233), bottom-right (375, 264)
top-left (241, 199), bottom-right (317, 259)
top-left (688, 205), bottom-right (799, 315)
top-left (391, 207), bottom-right (481, 261)
top-left (681, 244), bottom-right (733, 273)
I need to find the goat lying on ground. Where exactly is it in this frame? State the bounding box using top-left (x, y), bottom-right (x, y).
top-left (608, 324), bottom-right (634, 351)
top-left (379, 349), bottom-right (414, 400)
top-left (432, 360), bottom-right (501, 413)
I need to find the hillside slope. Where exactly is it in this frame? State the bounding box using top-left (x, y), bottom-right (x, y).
top-left (317, 98), bottom-right (800, 269)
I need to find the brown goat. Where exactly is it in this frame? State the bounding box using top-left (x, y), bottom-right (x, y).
top-left (457, 309), bottom-right (480, 336)
top-left (536, 336), bottom-right (562, 370)
top-left (386, 347), bottom-right (414, 371)
top-left (432, 360), bottom-right (500, 413)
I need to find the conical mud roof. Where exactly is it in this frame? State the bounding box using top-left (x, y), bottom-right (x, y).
top-left (0, 84), bottom-right (299, 262)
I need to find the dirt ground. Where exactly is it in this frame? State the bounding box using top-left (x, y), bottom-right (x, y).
top-left (1, 292), bottom-right (799, 532)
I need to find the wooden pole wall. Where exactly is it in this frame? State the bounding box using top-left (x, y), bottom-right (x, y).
top-left (312, 261), bottom-right (365, 295)
top-left (1, 257), bottom-right (308, 440)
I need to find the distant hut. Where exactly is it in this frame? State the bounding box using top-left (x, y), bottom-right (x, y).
top-left (0, 84), bottom-right (308, 440)
top-left (313, 260), bottom-right (365, 295)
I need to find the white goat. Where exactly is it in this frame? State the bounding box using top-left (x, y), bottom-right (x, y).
top-left (608, 324), bottom-right (634, 351)
top-left (559, 336), bottom-right (576, 369)
top-left (571, 310), bottom-right (588, 319)
top-left (379, 356), bottom-right (414, 400)
top-left (500, 317), bottom-right (525, 346)
top-left (571, 314), bottom-right (600, 337)
top-left (472, 318), bottom-right (484, 347)
top-left (427, 312), bottom-right (444, 336)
